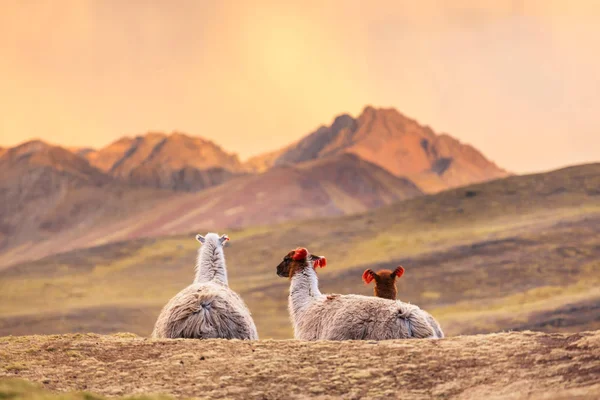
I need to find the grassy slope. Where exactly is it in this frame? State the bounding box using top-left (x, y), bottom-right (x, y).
top-left (0, 379), bottom-right (169, 400)
top-left (0, 163), bottom-right (598, 339)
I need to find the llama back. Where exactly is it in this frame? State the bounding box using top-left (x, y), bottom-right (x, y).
top-left (152, 282), bottom-right (258, 340)
top-left (298, 294), bottom-right (436, 340)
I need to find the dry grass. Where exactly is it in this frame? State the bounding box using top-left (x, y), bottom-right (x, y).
top-left (0, 331), bottom-right (599, 399)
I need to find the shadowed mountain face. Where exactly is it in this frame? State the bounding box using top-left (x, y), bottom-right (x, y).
top-left (84, 132), bottom-right (243, 191)
top-left (247, 106), bottom-right (509, 192)
top-left (0, 141), bottom-right (109, 250)
top-left (152, 152), bottom-right (423, 229)
top-left (0, 140), bottom-right (111, 205)
top-left (0, 147), bottom-right (422, 266)
top-left (0, 140), bottom-right (174, 257)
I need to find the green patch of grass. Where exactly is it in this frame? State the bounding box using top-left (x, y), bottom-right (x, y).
top-left (65, 351), bottom-right (81, 359)
top-left (110, 333), bottom-right (138, 339)
top-left (0, 379), bottom-right (173, 400)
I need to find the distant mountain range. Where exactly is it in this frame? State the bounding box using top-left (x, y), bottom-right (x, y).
top-left (0, 106), bottom-right (511, 266)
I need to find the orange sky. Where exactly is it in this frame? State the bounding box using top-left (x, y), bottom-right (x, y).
top-left (1, 0), bottom-right (599, 173)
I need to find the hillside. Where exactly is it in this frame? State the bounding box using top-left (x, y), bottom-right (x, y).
top-left (0, 140), bottom-right (177, 264)
top-left (1, 331), bottom-right (599, 399)
top-left (0, 153), bottom-right (422, 267)
top-left (0, 140), bottom-right (110, 250)
top-left (0, 163), bottom-right (597, 339)
top-left (84, 132), bottom-right (243, 191)
top-left (99, 151), bottom-right (423, 231)
top-left (248, 106), bottom-right (509, 192)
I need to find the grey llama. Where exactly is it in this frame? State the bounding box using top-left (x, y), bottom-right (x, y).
top-left (276, 248), bottom-right (442, 340)
top-left (152, 233), bottom-right (258, 339)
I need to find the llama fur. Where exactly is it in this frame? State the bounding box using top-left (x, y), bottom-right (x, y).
top-left (152, 233), bottom-right (258, 340)
top-left (276, 248), bottom-right (441, 340)
top-left (363, 267), bottom-right (444, 338)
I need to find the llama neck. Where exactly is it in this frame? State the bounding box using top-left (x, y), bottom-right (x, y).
top-left (193, 242), bottom-right (228, 286)
top-left (289, 266), bottom-right (322, 317)
top-left (374, 285), bottom-right (397, 300)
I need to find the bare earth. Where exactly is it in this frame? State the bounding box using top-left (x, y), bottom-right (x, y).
top-left (1, 331), bottom-right (599, 399)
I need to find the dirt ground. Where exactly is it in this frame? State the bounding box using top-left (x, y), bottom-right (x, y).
top-left (1, 330), bottom-right (599, 399)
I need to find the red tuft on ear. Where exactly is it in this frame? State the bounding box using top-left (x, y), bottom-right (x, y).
top-left (293, 248), bottom-right (308, 260)
top-left (394, 266), bottom-right (405, 278)
top-left (313, 257), bottom-right (327, 269)
top-left (362, 269), bottom-right (375, 284)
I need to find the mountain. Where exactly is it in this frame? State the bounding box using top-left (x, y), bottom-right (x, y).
top-left (0, 140), bottom-right (175, 257)
top-left (66, 146), bottom-right (96, 158)
top-left (0, 152), bottom-right (423, 266)
top-left (0, 140), bottom-right (108, 250)
top-left (84, 132), bottom-right (243, 191)
top-left (0, 140), bottom-right (111, 202)
top-left (243, 145), bottom-right (290, 173)
top-left (248, 106), bottom-right (509, 192)
top-left (140, 152), bottom-right (423, 230)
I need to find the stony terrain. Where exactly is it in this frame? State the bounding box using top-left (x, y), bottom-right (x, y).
top-left (1, 331), bottom-right (599, 399)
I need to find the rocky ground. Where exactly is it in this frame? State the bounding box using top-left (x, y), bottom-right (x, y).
top-left (1, 330), bottom-right (599, 399)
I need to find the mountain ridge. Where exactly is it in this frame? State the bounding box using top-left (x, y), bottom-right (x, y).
top-left (3, 106), bottom-right (510, 194)
top-left (247, 106), bottom-right (509, 192)
top-left (83, 131), bottom-right (244, 192)
top-left (0, 148), bottom-right (424, 267)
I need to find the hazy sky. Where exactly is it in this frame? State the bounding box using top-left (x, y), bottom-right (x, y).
top-left (1, 0), bottom-right (599, 173)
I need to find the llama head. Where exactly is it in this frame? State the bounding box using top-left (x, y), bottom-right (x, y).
top-left (276, 247), bottom-right (327, 278)
top-left (362, 266), bottom-right (405, 300)
top-left (196, 233), bottom-right (230, 246)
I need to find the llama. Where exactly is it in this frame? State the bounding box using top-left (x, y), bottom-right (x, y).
top-left (362, 266), bottom-right (405, 300)
top-left (276, 248), bottom-right (442, 340)
top-left (363, 266), bottom-right (444, 338)
top-left (152, 233), bottom-right (258, 340)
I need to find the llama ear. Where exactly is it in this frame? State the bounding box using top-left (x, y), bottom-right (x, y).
top-left (196, 234), bottom-right (205, 244)
top-left (312, 256), bottom-right (326, 269)
top-left (362, 269), bottom-right (376, 284)
top-left (393, 266), bottom-right (405, 278)
top-left (292, 248), bottom-right (308, 260)
top-left (219, 234), bottom-right (230, 245)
